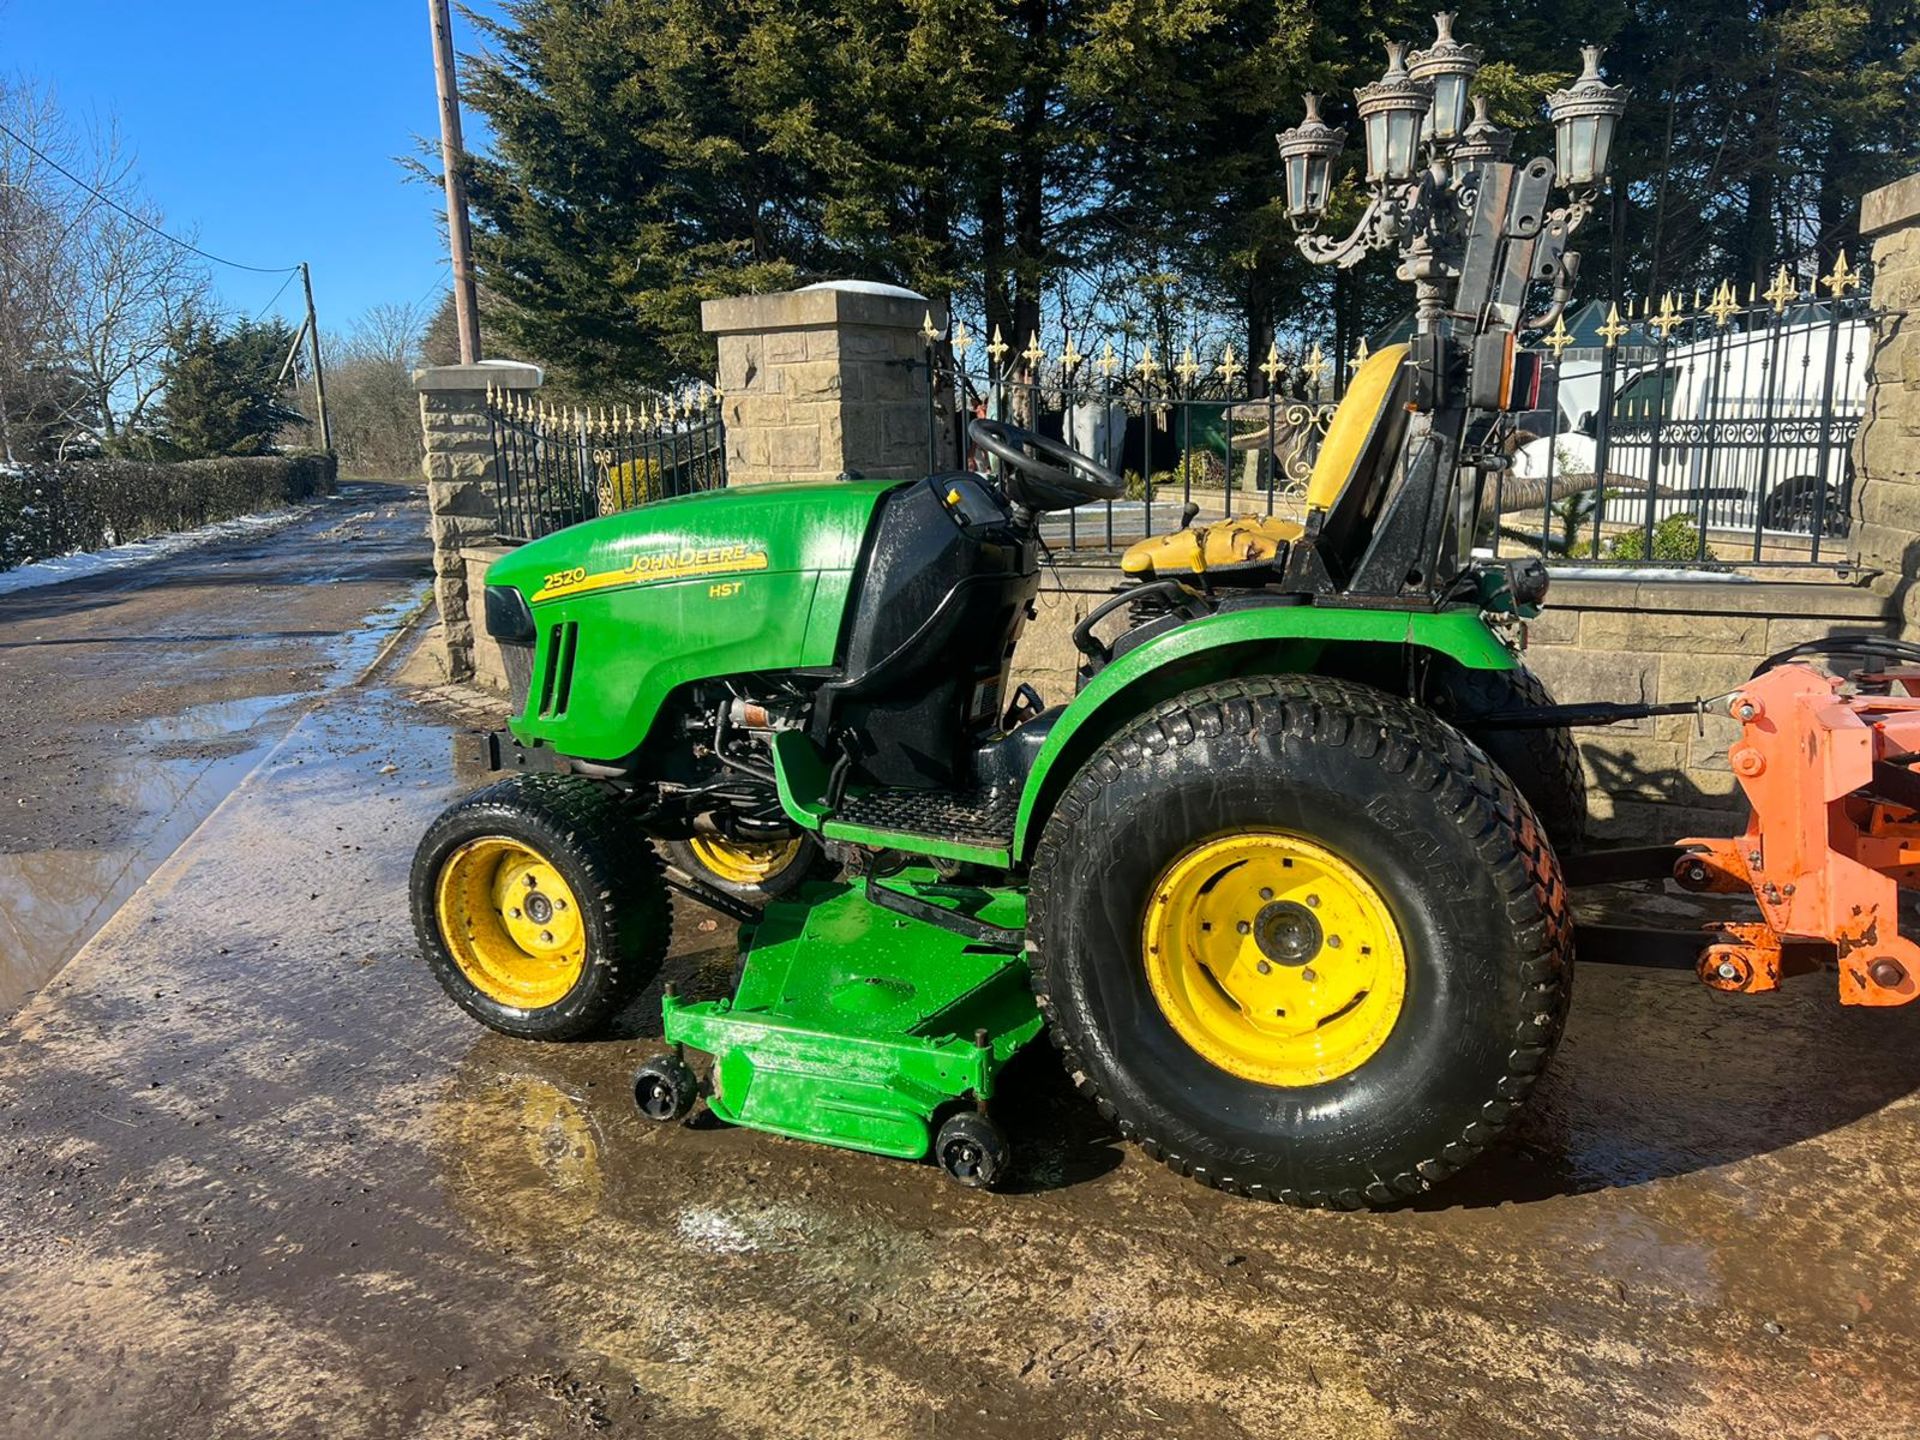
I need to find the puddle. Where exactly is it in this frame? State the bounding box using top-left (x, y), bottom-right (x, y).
top-left (0, 591), bottom-right (421, 1019)
top-left (0, 699), bottom-right (295, 1015)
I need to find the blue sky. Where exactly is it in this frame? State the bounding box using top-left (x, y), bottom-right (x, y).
top-left (5, 0), bottom-right (502, 334)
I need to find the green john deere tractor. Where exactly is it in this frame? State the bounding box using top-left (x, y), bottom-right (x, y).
top-left (414, 137), bottom-right (1601, 1206)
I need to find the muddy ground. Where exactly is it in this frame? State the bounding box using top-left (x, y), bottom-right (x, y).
top-left (1, 503), bottom-right (1917, 1438)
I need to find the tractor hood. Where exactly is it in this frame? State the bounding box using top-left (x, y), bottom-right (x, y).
top-left (487, 478), bottom-right (905, 608)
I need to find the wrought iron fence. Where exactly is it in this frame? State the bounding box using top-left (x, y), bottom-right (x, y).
top-left (1468, 256), bottom-right (1872, 569)
top-left (914, 325), bottom-right (1349, 555)
top-left (483, 387), bottom-right (726, 543)
top-left (920, 255), bottom-right (1874, 570)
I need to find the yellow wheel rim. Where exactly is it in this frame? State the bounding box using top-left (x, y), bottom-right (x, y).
top-left (1143, 831), bottom-right (1407, 1086)
top-left (435, 837), bottom-right (588, 1010)
top-left (687, 834), bottom-right (803, 888)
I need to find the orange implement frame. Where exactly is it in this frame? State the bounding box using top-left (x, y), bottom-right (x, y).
top-left (1677, 663), bottom-right (1920, 1007)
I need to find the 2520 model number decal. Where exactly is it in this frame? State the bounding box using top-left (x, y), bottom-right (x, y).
top-left (531, 544), bottom-right (770, 602)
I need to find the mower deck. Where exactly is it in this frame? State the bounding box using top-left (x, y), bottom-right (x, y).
top-left (662, 869), bottom-right (1043, 1162)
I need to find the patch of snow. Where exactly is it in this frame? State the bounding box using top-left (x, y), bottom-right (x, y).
top-left (1548, 566), bottom-right (1757, 582)
top-left (797, 279), bottom-right (928, 300)
top-left (0, 505), bottom-right (314, 597)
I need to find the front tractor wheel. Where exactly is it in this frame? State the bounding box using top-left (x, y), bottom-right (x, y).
top-left (412, 774), bottom-right (670, 1041)
top-left (1028, 675), bottom-right (1572, 1209)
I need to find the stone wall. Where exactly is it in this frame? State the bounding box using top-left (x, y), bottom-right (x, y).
top-left (414, 361), bottom-right (542, 682)
top-left (1850, 170), bottom-right (1920, 636)
top-left (1004, 568), bottom-right (1895, 845)
top-left (702, 285), bottom-right (945, 486)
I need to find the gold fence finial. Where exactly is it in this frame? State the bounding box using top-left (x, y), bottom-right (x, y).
top-left (1765, 265), bottom-right (1797, 314)
top-left (1260, 341), bottom-right (1283, 387)
top-left (1650, 292), bottom-right (1685, 339)
top-left (951, 322), bottom-right (973, 363)
top-left (987, 325), bottom-right (1009, 368)
top-left (1061, 335), bottom-right (1084, 372)
top-left (1706, 280), bottom-right (1740, 328)
top-left (920, 310), bottom-right (940, 344)
top-left (1136, 345), bottom-right (1158, 382)
top-left (1022, 329), bottom-right (1047, 373)
top-left (1097, 340), bottom-right (1119, 378)
top-left (1216, 343), bottom-right (1242, 387)
top-left (1543, 315), bottom-right (1574, 358)
top-left (1821, 249), bottom-right (1860, 298)
top-left (1176, 344), bottom-right (1200, 385)
top-left (1598, 303), bottom-right (1628, 348)
top-left (1302, 342), bottom-right (1329, 390)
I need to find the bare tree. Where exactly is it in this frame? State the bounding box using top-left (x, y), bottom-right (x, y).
top-left (0, 77), bottom-right (209, 462)
top-left (317, 299), bottom-right (432, 478)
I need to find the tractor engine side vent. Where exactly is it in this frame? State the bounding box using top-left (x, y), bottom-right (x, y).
top-left (537, 622), bottom-right (580, 719)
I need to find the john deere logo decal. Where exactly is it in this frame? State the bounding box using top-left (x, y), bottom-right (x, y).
top-left (534, 544), bottom-right (770, 602)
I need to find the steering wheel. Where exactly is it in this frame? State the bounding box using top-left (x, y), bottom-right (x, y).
top-left (968, 418), bottom-right (1125, 511)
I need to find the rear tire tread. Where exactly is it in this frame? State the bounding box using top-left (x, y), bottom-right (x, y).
top-left (1026, 674), bottom-right (1571, 1210)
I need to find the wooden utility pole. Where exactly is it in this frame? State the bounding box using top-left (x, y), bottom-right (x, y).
top-left (429, 0), bottom-right (482, 364)
top-left (300, 262), bottom-right (332, 450)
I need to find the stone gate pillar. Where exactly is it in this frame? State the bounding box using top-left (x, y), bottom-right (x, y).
top-left (701, 283), bottom-right (946, 485)
top-left (413, 360), bottom-right (543, 681)
top-left (1850, 171), bottom-right (1920, 636)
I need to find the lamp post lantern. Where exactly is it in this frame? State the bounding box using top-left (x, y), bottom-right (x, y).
top-left (1407, 12), bottom-right (1482, 145)
top-left (1276, 94), bottom-right (1345, 225)
top-left (1547, 46), bottom-right (1629, 189)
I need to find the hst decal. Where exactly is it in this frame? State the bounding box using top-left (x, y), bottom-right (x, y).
top-left (533, 544), bottom-right (770, 602)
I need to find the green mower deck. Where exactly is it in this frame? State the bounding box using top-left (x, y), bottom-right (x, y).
top-left (661, 869), bottom-right (1043, 1164)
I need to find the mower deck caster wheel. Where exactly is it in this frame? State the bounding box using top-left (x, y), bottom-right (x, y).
top-left (633, 1054), bottom-right (699, 1123)
top-left (935, 1111), bottom-right (1009, 1190)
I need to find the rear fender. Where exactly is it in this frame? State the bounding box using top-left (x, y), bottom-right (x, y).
top-left (1010, 606), bottom-right (1515, 860)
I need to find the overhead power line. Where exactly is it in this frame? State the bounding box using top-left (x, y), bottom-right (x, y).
top-left (0, 117), bottom-right (301, 275)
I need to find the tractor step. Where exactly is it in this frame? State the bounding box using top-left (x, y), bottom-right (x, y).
top-left (825, 785), bottom-right (1019, 861)
top-left (661, 871), bottom-right (1043, 1162)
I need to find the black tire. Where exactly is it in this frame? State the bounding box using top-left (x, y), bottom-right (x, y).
top-left (666, 833), bottom-right (825, 905)
top-left (1028, 675), bottom-right (1572, 1209)
top-left (934, 1111), bottom-right (1010, 1189)
top-left (1429, 660), bottom-right (1588, 854)
top-left (1761, 474), bottom-right (1848, 538)
top-left (632, 1054), bottom-right (699, 1122)
top-left (411, 774), bottom-right (670, 1041)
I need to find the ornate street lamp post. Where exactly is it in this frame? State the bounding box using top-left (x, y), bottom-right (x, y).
top-left (1275, 14), bottom-right (1627, 332)
top-left (1266, 15), bottom-right (1630, 601)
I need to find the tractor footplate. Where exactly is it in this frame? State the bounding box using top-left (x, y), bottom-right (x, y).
top-left (828, 786), bottom-right (1019, 852)
top-left (660, 871), bottom-right (1043, 1163)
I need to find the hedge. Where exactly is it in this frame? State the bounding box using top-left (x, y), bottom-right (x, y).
top-left (0, 451), bottom-right (337, 573)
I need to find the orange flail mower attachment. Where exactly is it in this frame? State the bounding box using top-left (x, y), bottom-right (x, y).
top-left (1676, 663), bottom-right (1920, 1007)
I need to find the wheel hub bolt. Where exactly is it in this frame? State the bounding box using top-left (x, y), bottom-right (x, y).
top-left (1327, 935), bottom-right (1342, 949)
top-left (525, 873), bottom-right (538, 888)
top-left (1237, 920), bottom-right (1252, 935)
top-left (540, 930), bottom-right (554, 944)
top-left (1256, 960), bottom-right (1273, 975)
top-left (1260, 887), bottom-right (1274, 901)
top-left (1869, 958), bottom-right (1908, 988)
top-left (1306, 894), bottom-right (1320, 909)
top-left (1717, 960), bottom-right (1740, 981)
top-left (508, 907), bottom-right (522, 919)
top-left (1301, 967), bottom-right (1317, 982)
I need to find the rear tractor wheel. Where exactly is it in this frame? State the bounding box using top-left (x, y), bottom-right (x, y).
top-left (412, 774), bottom-right (670, 1041)
top-left (1028, 675), bottom-right (1572, 1209)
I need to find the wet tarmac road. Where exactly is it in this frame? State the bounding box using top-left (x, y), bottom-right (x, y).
top-left (0, 482), bottom-right (430, 1014)
top-left (2, 559), bottom-right (1918, 1435)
